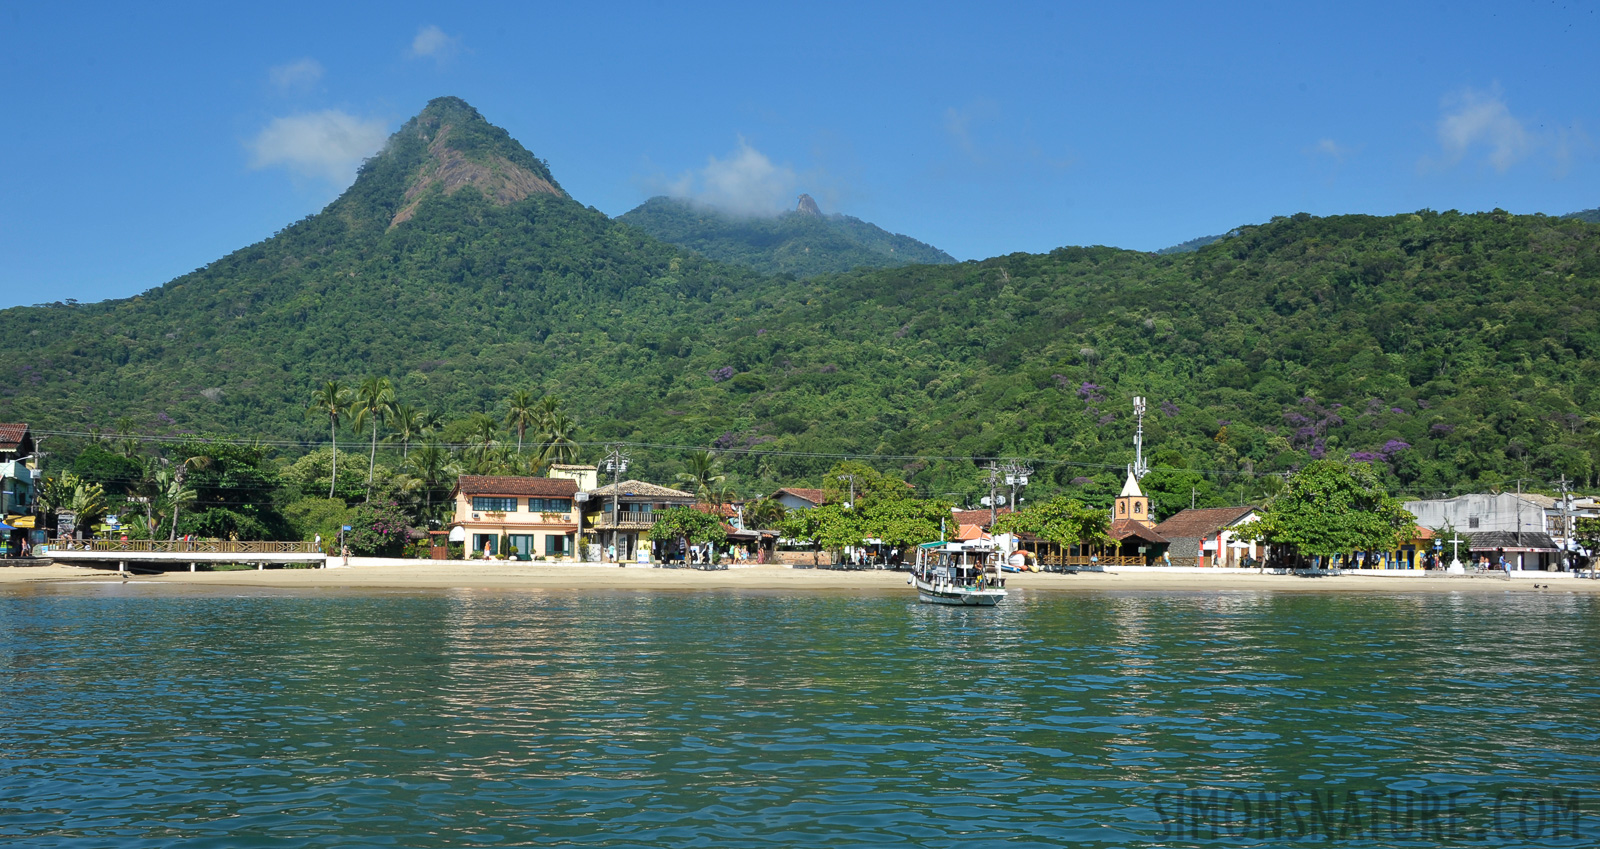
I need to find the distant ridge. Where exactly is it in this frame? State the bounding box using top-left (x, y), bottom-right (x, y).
top-left (1156, 232), bottom-right (1230, 255)
top-left (617, 195), bottom-right (956, 277)
top-left (1564, 207), bottom-right (1600, 223)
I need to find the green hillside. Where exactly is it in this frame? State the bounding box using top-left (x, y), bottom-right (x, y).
top-left (1566, 207), bottom-right (1600, 223)
top-left (2, 97), bottom-right (1598, 507)
top-left (617, 195), bottom-right (956, 277)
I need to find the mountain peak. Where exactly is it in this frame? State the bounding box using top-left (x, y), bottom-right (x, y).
top-left (335, 96), bottom-right (566, 231)
top-left (795, 193), bottom-right (822, 216)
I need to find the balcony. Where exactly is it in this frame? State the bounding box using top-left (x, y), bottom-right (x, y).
top-left (593, 511), bottom-right (657, 531)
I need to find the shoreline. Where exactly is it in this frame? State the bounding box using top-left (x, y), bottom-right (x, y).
top-left (3, 561), bottom-right (1596, 594)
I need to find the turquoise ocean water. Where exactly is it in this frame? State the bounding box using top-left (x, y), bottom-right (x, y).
top-left (2, 584), bottom-right (1598, 847)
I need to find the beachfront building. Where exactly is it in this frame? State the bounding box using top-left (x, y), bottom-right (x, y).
top-left (450, 475), bottom-right (579, 559)
top-left (1403, 493), bottom-right (1563, 570)
top-left (1, 423), bottom-right (37, 553)
top-left (1153, 506), bottom-right (1260, 567)
top-left (1107, 471), bottom-right (1168, 563)
top-left (771, 487), bottom-right (828, 511)
top-left (547, 463), bottom-right (599, 492)
top-left (581, 480), bottom-right (696, 562)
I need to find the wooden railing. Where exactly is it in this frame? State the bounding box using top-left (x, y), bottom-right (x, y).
top-left (1035, 555), bottom-right (1221, 569)
top-left (593, 513), bottom-right (657, 531)
top-left (48, 539), bottom-right (321, 554)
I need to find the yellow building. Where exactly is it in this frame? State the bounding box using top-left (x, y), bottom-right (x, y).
top-left (450, 475), bottom-right (579, 559)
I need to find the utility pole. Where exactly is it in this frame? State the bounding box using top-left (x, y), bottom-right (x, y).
top-left (1560, 474), bottom-right (1572, 570)
top-left (837, 473), bottom-right (858, 510)
top-left (984, 462), bottom-right (1002, 527)
top-left (603, 445), bottom-right (629, 563)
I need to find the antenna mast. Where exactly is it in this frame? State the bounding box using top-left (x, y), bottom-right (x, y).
top-left (1130, 396), bottom-right (1149, 480)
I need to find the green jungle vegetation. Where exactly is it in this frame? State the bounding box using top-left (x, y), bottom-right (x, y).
top-left (4, 96), bottom-right (1600, 544)
top-left (1155, 233), bottom-right (1228, 255)
top-left (617, 195), bottom-right (955, 277)
top-left (1566, 207), bottom-right (1600, 224)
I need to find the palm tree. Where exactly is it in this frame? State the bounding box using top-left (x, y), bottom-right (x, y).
top-left (505, 389), bottom-right (539, 455)
top-left (540, 408), bottom-right (581, 467)
top-left (745, 497), bottom-right (788, 530)
top-left (675, 450), bottom-right (727, 506)
top-left (309, 380), bottom-right (352, 499)
top-left (114, 416), bottom-right (140, 458)
top-left (387, 404), bottom-right (427, 459)
top-left (166, 451), bottom-right (213, 540)
top-left (406, 440), bottom-right (459, 521)
top-left (352, 376), bottom-right (396, 500)
top-left (464, 413), bottom-right (500, 474)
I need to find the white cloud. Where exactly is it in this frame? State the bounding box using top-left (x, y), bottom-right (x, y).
top-left (248, 111), bottom-right (389, 185)
top-left (409, 24), bottom-right (460, 61)
top-left (268, 58), bottom-right (323, 92)
top-left (1309, 138), bottom-right (1355, 163)
top-left (1430, 87), bottom-right (1531, 172)
top-left (663, 138), bottom-right (799, 216)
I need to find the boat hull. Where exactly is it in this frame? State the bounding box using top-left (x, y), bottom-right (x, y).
top-left (913, 578), bottom-right (1006, 606)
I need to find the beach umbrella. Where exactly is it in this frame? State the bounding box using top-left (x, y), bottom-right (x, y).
top-left (0, 522), bottom-right (17, 531)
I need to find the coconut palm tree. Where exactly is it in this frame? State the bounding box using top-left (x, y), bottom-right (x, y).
top-left (675, 450), bottom-right (727, 505)
top-left (308, 380), bottom-right (352, 499)
top-left (505, 390), bottom-right (539, 455)
top-left (351, 376), bottom-right (396, 500)
top-left (406, 440), bottom-right (459, 521)
top-left (166, 451), bottom-right (213, 540)
top-left (540, 408), bottom-right (581, 467)
top-left (387, 404), bottom-right (428, 459)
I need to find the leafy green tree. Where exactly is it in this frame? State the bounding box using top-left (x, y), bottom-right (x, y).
top-left (308, 380), bottom-right (352, 499)
top-left (69, 444), bottom-right (144, 493)
top-left (1246, 460), bottom-right (1414, 562)
top-left (992, 495), bottom-right (1112, 548)
top-left (352, 376), bottom-right (396, 500)
top-left (1140, 467), bottom-right (1224, 520)
top-left (859, 496), bottom-right (949, 549)
top-left (648, 506), bottom-right (728, 557)
top-left (344, 500), bottom-right (413, 556)
top-left (281, 497), bottom-right (353, 546)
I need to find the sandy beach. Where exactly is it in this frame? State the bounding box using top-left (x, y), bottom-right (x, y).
top-left (2, 560), bottom-right (1595, 594)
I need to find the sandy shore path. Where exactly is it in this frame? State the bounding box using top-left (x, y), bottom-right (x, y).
top-left (3, 561), bottom-right (1596, 594)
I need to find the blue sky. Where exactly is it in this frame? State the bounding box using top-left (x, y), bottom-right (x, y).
top-left (2, 2), bottom-right (1596, 308)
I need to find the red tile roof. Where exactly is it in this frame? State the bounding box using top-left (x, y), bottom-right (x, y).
top-left (456, 475), bottom-right (578, 497)
top-left (952, 507), bottom-right (1014, 527)
top-left (774, 487), bottom-right (828, 506)
top-left (1110, 518), bottom-right (1168, 544)
top-left (0, 423), bottom-right (29, 454)
top-left (1153, 506), bottom-right (1258, 541)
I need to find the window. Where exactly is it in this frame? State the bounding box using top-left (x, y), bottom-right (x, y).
top-left (1134, 502), bottom-right (1143, 514)
top-left (529, 498), bottom-right (572, 512)
top-left (508, 534), bottom-right (536, 557)
top-left (473, 534), bottom-right (498, 555)
top-left (472, 496), bottom-right (517, 512)
top-left (1468, 517), bottom-right (1480, 529)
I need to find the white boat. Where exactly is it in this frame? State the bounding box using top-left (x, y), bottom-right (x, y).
top-left (910, 541), bottom-right (1007, 606)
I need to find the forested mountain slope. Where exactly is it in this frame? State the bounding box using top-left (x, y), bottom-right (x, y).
top-left (1, 97), bottom-right (1597, 500)
top-left (617, 195), bottom-right (955, 277)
